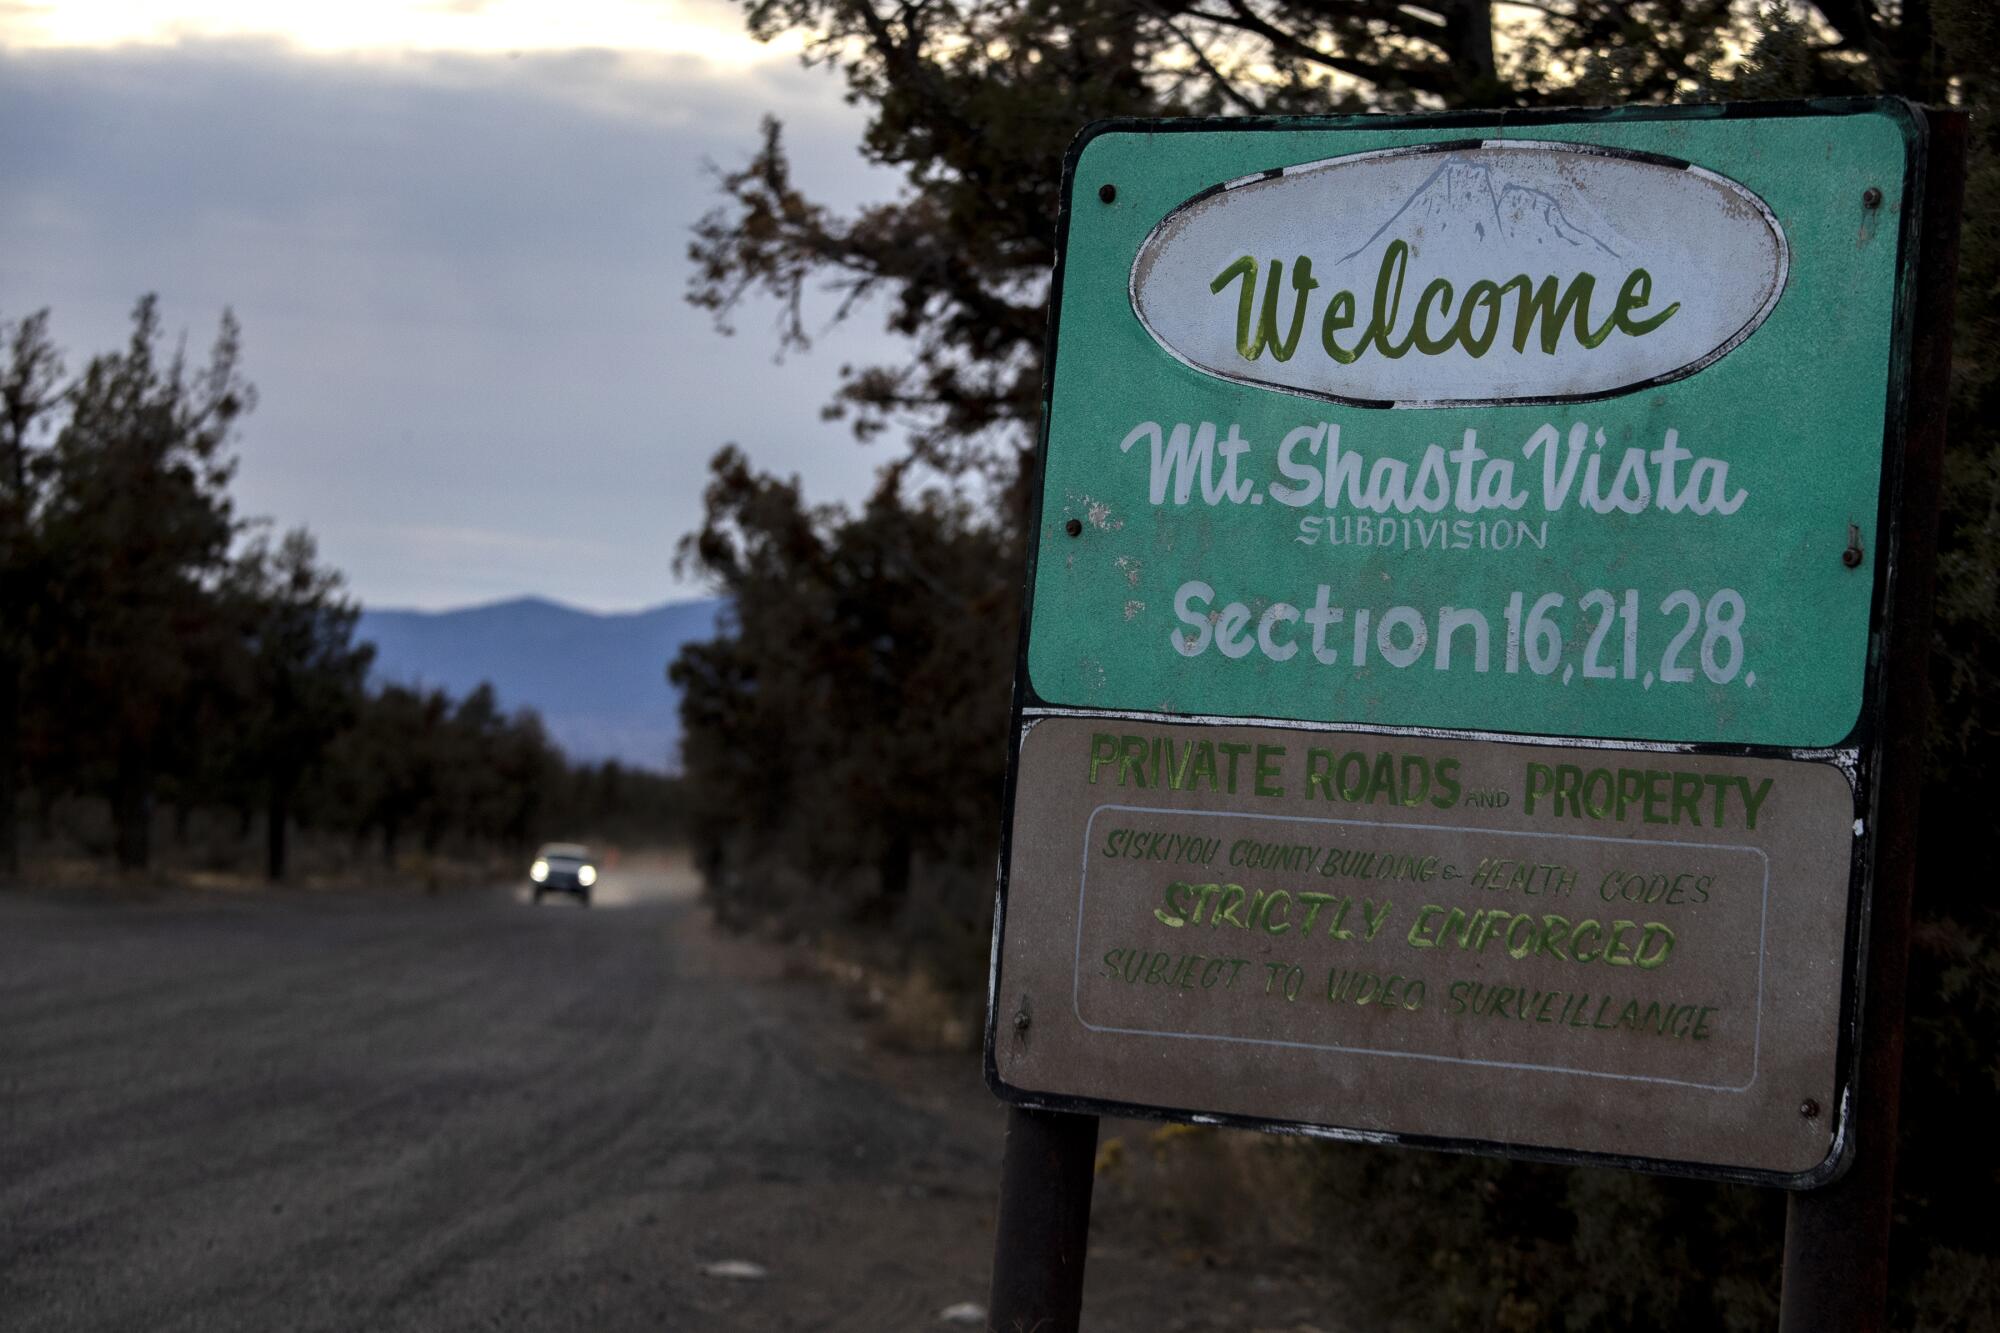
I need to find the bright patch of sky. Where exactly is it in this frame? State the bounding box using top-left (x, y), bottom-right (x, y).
top-left (2, 0), bottom-right (800, 64)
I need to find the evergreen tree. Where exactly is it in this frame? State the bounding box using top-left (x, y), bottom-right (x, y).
top-left (229, 528), bottom-right (375, 881)
top-left (0, 309), bottom-right (65, 881)
top-left (672, 446), bottom-right (1013, 962)
top-left (36, 296), bottom-right (251, 871)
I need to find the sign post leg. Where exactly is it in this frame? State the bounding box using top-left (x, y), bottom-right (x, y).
top-left (988, 1105), bottom-right (1099, 1333)
top-left (1777, 106), bottom-right (1966, 1333)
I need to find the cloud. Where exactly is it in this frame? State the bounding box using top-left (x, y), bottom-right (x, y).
top-left (0, 38), bottom-right (908, 610)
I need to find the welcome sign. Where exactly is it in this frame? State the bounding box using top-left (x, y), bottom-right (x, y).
top-left (1133, 141), bottom-right (1787, 407)
top-left (990, 102), bottom-right (1928, 1185)
top-left (1019, 107), bottom-right (1916, 749)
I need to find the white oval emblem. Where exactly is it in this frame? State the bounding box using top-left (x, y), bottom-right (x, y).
top-left (1130, 141), bottom-right (1788, 408)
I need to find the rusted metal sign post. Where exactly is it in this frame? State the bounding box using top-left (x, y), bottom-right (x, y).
top-left (986, 100), bottom-right (1963, 1332)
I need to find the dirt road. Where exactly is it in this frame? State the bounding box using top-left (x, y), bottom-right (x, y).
top-left (0, 872), bottom-right (1341, 1332)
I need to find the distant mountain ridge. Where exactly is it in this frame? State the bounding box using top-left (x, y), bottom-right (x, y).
top-left (356, 596), bottom-right (727, 773)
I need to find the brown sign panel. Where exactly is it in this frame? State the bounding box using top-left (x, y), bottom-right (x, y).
top-left (992, 717), bottom-right (1855, 1180)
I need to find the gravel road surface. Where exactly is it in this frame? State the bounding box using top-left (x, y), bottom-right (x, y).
top-left (0, 871), bottom-right (1342, 1332)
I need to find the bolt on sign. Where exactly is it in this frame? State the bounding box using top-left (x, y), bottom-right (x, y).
top-left (988, 100), bottom-right (1936, 1185)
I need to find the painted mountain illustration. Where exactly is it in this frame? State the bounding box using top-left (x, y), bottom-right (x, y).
top-left (1337, 156), bottom-right (1627, 264)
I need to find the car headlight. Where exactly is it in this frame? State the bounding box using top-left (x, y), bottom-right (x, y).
top-left (577, 864), bottom-right (597, 887)
top-left (530, 859), bottom-right (549, 883)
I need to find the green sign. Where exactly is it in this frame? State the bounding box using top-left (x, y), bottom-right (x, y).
top-left (1027, 105), bottom-right (1915, 747)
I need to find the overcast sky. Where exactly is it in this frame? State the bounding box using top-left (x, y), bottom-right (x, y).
top-left (0, 2), bottom-right (906, 610)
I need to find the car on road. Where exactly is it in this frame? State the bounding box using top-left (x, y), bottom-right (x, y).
top-left (528, 843), bottom-right (597, 905)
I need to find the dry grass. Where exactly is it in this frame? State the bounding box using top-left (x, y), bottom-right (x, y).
top-left (1091, 1121), bottom-right (1325, 1256)
top-left (796, 944), bottom-right (979, 1054)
